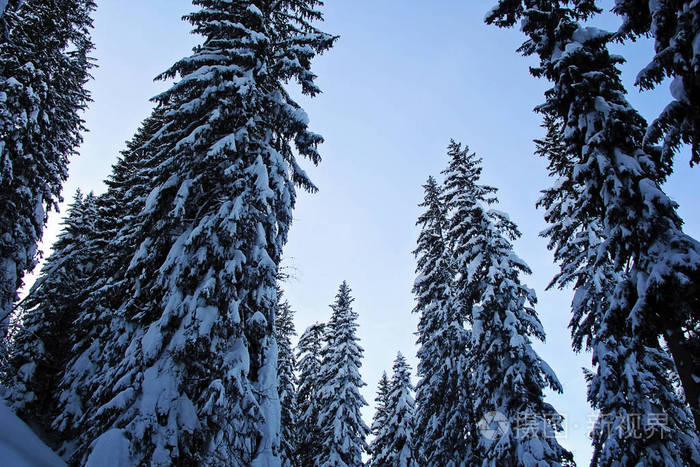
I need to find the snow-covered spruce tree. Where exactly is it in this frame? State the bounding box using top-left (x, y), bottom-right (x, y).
top-left (612, 0), bottom-right (700, 167)
top-left (367, 371), bottom-right (391, 466)
top-left (412, 174), bottom-right (474, 466)
top-left (534, 113), bottom-right (602, 354)
top-left (440, 140), bottom-right (496, 326)
top-left (0, 0), bottom-right (94, 343)
top-left (586, 298), bottom-right (700, 465)
top-left (296, 321), bottom-right (325, 466)
top-left (276, 288), bottom-right (298, 466)
top-left (442, 142), bottom-right (571, 465)
top-left (86, 108), bottom-right (167, 313)
top-left (315, 281), bottom-right (369, 466)
top-left (57, 2), bottom-right (335, 465)
top-left (2, 190), bottom-right (96, 434)
top-left (380, 352), bottom-right (415, 467)
top-left (486, 0), bottom-right (700, 436)
top-left (50, 110), bottom-right (167, 450)
top-left (535, 112), bottom-right (700, 465)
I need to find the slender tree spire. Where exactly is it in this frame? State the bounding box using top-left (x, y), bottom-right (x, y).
top-left (3, 190), bottom-right (97, 437)
top-left (315, 281), bottom-right (369, 466)
top-left (276, 287), bottom-right (298, 467)
top-left (382, 352), bottom-right (416, 467)
top-left (296, 321), bottom-right (326, 465)
top-left (442, 142), bottom-right (571, 465)
top-left (367, 371), bottom-right (391, 466)
top-left (412, 173), bottom-right (473, 465)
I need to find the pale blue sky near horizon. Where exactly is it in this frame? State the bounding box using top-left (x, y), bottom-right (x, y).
top-left (29, 1), bottom-right (698, 465)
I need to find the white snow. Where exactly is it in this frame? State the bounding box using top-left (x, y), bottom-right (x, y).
top-left (207, 133), bottom-right (237, 158)
top-left (142, 322), bottom-right (163, 361)
top-left (669, 76), bottom-right (688, 103)
top-left (143, 174), bottom-right (179, 215)
top-left (249, 311), bottom-right (267, 326)
top-left (85, 429), bottom-right (131, 467)
top-left (196, 305), bottom-right (218, 336)
top-left (171, 179), bottom-right (192, 217)
top-left (572, 26), bottom-right (608, 43)
top-left (247, 4), bottom-right (263, 17)
top-left (251, 337), bottom-right (281, 467)
top-left (291, 107), bottom-right (310, 125)
top-left (0, 399), bottom-right (65, 466)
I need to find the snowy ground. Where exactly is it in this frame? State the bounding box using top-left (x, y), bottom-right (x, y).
top-left (0, 400), bottom-right (65, 466)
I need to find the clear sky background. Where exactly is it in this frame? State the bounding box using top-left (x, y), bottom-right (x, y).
top-left (29, 1), bottom-right (698, 464)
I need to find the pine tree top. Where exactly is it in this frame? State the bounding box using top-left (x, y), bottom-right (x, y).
top-left (315, 281), bottom-right (369, 466)
top-left (371, 371), bottom-right (390, 432)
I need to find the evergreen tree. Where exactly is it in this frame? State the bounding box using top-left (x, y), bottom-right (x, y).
top-left (613, 0), bottom-right (700, 167)
top-left (486, 0), bottom-right (700, 454)
top-left (2, 190), bottom-right (97, 436)
top-left (534, 113), bottom-right (599, 354)
top-left (381, 353), bottom-right (415, 467)
top-left (535, 112), bottom-right (700, 465)
top-left (442, 142), bottom-right (571, 465)
top-left (50, 110), bottom-right (166, 451)
top-left (315, 281), bottom-right (369, 466)
top-left (296, 321), bottom-right (326, 466)
top-left (412, 174), bottom-right (473, 466)
top-left (586, 299), bottom-right (700, 465)
top-left (0, 0), bottom-right (94, 346)
top-left (54, 1), bottom-right (335, 464)
top-left (88, 108), bottom-right (167, 314)
top-left (367, 371), bottom-right (391, 466)
top-left (276, 288), bottom-right (298, 466)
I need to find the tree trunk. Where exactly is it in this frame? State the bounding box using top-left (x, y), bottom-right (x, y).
top-left (665, 326), bottom-right (700, 435)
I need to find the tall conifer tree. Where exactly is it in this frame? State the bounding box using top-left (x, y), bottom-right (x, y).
top-left (50, 111), bottom-right (166, 450)
top-left (296, 321), bottom-right (326, 465)
top-left (535, 113), bottom-right (700, 465)
top-left (0, 0), bottom-right (94, 344)
top-left (412, 175), bottom-right (473, 466)
top-left (54, 1), bottom-right (335, 464)
top-left (441, 142), bottom-right (571, 465)
top-left (381, 353), bottom-right (415, 467)
top-left (276, 288), bottom-right (298, 466)
top-left (486, 0), bottom-right (700, 452)
top-left (367, 371), bottom-right (391, 466)
top-left (3, 190), bottom-right (97, 436)
top-left (315, 281), bottom-right (369, 466)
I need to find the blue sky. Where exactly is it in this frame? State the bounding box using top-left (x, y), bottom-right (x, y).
top-left (32, 1), bottom-right (698, 464)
